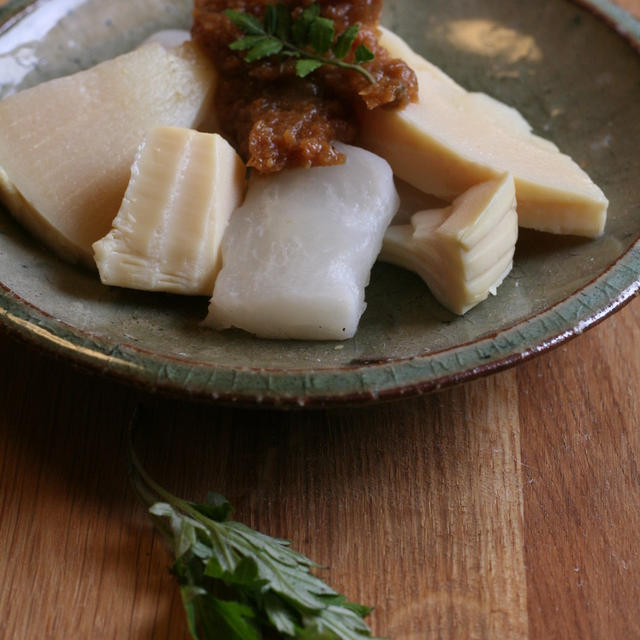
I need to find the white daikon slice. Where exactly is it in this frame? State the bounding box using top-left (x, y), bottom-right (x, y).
top-left (206, 143), bottom-right (399, 341)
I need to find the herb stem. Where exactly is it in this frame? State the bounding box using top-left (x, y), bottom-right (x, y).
top-left (128, 415), bottom-right (238, 560)
top-left (284, 43), bottom-right (376, 83)
top-left (127, 413), bottom-right (201, 522)
top-left (128, 408), bottom-right (383, 639)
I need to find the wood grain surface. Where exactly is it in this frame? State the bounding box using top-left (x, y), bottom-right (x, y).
top-left (0, 1), bottom-right (639, 639)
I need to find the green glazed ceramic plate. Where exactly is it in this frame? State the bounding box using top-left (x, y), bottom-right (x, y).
top-left (0, 0), bottom-right (639, 407)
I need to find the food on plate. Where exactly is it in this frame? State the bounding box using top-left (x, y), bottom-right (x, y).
top-left (0, 0), bottom-right (611, 343)
top-left (205, 143), bottom-right (399, 340)
top-left (381, 173), bottom-right (518, 314)
top-left (357, 27), bottom-right (608, 238)
top-left (142, 29), bottom-right (192, 48)
top-left (93, 127), bottom-right (245, 295)
top-left (191, 0), bottom-right (418, 172)
top-left (0, 42), bottom-right (216, 267)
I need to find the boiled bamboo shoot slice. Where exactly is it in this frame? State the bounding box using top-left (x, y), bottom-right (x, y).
top-left (380, 173), bottom-right (518, 314)
top-left (0, 41), bottom-right (217, 266)
top-left (93, 127), bottom-right (245, 295)
top-left (359, 28), bottom-right (607, 238)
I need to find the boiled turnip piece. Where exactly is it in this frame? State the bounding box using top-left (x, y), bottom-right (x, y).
top-left (206, 143), bottom-right (399, 340)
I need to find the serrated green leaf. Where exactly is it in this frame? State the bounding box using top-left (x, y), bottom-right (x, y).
top-left (206, 554), bottom-right (259, 586)
top-left (193, 593), bottom-right (260, 640)
top-left (245, 37), bottom-right (284, 62)
top-left (292, 2), bottom-right (321, 45)
top-left (230, 557), bottom-right (262, 587)
top-left (189, 492), bottom-right (234, 523)
top-left (191, 539), bottom-right (214, 561)
top-left (275, 3), bottom-right (292, 40)
top-left (318, 594), bottom-right (373, 618)
top-left (342, 601), bottom-right (374, 619)
top-left (222, 4), bottom-right (376, 85)
top-left (302, 602), bottom-right (377, 640)
top-left (129, 428), bottom-right (382, 640)
top-left (181, 586), bottom-right (207, 640)
top-left (210, 597), bottom-right (259, 640)
top-left (263, 592), bottom-right (298, 636)
top-left (224, 9), bottom-right (265, 36)
top-left (297, 628), bottom-right (339, 640)
top-left (203, 554), bottom-right (225, 580)
top-left (296, 58), bottom-right (324, 78)
top-left (333, 24), bottom-right (360, 59)
top-left (229, 35), bottom-right (267, 51)
top-left (354, 44), bottom-right (375, 64)
top-left (149, 502), bottom-right (175, 519)
top-left (305, 3), bottom-right (321, 20)
top-left (264, 4), bottom-right (278, 35)
top-left (219, 522), bottom-right (336, 611)
top-left (175, 520), bottom-right (196, 558)
top-left (309, 17), bottom-right (335, 54)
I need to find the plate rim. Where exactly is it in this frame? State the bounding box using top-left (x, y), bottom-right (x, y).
top-left (0, 0), bottom-right (639, 408)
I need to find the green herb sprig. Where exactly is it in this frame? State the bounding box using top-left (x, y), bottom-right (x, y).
top-left (225, 3), bottom-right (376, 84)
top-left (128, 426), bottom-right (384, 640)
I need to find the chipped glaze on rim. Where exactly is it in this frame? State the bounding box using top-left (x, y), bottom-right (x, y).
top-left (0, 0), bottom-right (639, 408)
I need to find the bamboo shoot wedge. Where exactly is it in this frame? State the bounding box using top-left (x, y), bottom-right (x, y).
top-left (206, 144), bottom-right (400, 341)
top-left (0, 42), bottom-right (217, 267)
top-left (380, 173), bottom-right (518, 315)
top-left (93, 127), bottom-right (245, 295)
top-left (358, 28), bottom-right (608, 238)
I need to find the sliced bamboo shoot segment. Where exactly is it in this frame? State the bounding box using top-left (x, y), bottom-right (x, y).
top-left (359, 27), bottom-right (607, 238)
top-left (93, 127), bottom-right (245, 296)
top-left (0, 42), bottom-right (217, 266)
top-left (380, 173), bottom-right (518, 314)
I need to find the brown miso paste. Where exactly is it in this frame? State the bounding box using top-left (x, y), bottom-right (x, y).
top-left (192, 0), bottom-right (418, 173)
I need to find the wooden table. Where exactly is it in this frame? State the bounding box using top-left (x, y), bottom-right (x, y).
top-left (1, 1), bottom-right (639, 638)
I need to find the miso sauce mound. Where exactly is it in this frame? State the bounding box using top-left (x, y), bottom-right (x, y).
top-left (191, 0), bottom-right (418, 173)
top-left (0, 41), bottom-right (216, 266)
top-left (206, 143), bottom-right (399, 340)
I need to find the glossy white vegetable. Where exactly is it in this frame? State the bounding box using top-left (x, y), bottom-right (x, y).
top-left (206, 143), bottom-right (399, 340)
top-left (141, 29), bottom-right (191, 48)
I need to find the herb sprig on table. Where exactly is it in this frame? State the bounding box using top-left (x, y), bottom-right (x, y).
top-left (128, 428), bottom-right (384, 640)
top-left (225, 2), bottom-right (376, 83)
